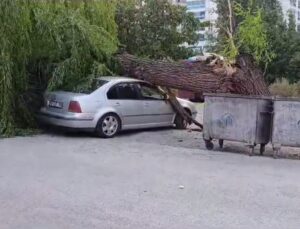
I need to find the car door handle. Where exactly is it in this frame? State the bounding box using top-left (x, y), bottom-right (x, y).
top-left (114, 102), bottom-right (121, 107)
top-left (144, 102), bottom-right (149, 107)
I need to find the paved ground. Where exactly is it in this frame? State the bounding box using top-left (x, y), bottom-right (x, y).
top-left (1, 110), bottom-right (300, 229)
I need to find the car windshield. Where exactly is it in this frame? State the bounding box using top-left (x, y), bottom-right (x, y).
top-left (72, 79), bottom-right (108, 94)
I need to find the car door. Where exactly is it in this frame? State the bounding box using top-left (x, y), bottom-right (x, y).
top-left (136, 82), bottom-right (174, 126)
top-left (106, 82), bottom-right (146, 128)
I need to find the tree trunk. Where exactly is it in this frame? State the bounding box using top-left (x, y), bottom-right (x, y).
top-left (157, 87), bottom-right (203, 130)
top-left (117, 53), bottom-right (270, 96)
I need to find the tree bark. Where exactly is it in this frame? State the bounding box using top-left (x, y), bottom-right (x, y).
top-left (117, 53), bottom-right (270, 96)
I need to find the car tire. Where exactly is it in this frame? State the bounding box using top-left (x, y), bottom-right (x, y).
top-left (174, 115), bottom-right (188, 129)
top-left (174, 109), bottom-right (190, 129)
top-left (95, 113), bottom-right (121, 138)
top-left (205, 140), bottom-right (214, 150)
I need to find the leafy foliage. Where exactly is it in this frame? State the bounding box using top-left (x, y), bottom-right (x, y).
top-left (235, 3), bottom-right (275, 64)
top-left (0, 0), bottom-right (32, 136)
top-left (266, 11), bottom-right (300, 83)
top-left (31, 0), bottom-right (118, 91)
top-left (0, 0), bottom-right (118, 136)
top-left (214, 0), bottom-right (274, 65)
top-left (116, 0), bottom-right (200, 60)
top-left (214, 0), bottom-right (300, 83)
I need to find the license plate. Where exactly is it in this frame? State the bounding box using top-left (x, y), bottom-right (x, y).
top-left (48, 100), bottom-right (63, 109)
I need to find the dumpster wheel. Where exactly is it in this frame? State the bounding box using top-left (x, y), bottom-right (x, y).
top-left (219, 140), bottom-right (224, 149)
top-left (205, 140), bottom-right (214, 150)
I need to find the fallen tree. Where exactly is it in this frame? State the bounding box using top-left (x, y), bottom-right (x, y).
top-left (117, 53), bottom-right (270, 96)
top-left (116, 0), bottom-right (272, 130)
top-left (117, 53), bottom-right (271, 130)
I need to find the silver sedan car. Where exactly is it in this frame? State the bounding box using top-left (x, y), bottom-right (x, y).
top-left (38, 77), bottom-right (197, 138)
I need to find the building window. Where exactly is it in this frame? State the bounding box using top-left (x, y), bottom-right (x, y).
top-left (199, 33), bottom-right (205, 41)
top-left (194, 11), bottom-right (205, 20)
top-left (297, 24), bottom-right (300, 31)
top-left (187, 0), bottom-right (205, 10)
top-left (290, 0), bottom-right (296, 7)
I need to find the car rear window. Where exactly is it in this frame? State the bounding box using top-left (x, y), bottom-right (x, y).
top-left (72, 79), bottom-right (108, 94)
top-left (90, 79), bottom-right (108, 92)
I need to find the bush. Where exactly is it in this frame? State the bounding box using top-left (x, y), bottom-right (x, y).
top-left (269, 79), bottom-right (300, 97)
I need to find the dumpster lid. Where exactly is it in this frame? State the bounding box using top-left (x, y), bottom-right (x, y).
top-left (274, 96), bottom-right (300, 102)
top-left (204, 93), bottom-right (273, 100)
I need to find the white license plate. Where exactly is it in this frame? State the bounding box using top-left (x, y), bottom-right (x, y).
top-left (48, 100), bottom-right (63, 109)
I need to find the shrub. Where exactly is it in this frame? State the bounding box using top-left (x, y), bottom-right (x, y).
top-left (269, 79), bottom-right (300, 97)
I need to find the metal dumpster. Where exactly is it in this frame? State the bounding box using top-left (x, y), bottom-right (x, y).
top-left (272, 97), bottom-right (300, 157)
top-left (203, 94), bottom-right (273, 155)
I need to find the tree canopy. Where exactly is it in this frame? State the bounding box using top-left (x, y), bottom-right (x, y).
top-left (116, 0), bottom-right (201, 60)
top-left (214, 0), bottom-right (300, 83)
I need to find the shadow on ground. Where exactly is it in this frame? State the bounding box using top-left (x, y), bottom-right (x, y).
top-left (40, 125), bottom-right (300, 160)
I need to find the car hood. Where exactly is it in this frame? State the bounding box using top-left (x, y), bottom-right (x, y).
top-left (177, 98), bottom-right (197, 112)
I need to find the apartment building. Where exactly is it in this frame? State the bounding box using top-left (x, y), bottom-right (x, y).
top-left (279, 0), bottom-right (300, 31)
top-left (169, 0), bottom-right (218, 51)
top-left (185, 0), bottom-right (218, 51)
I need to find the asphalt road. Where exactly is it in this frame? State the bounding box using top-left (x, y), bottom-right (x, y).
top-left (1, 128), bottom-right (300, 229)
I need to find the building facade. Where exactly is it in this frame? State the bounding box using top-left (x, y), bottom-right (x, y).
top-left (279, 0), bottom-right (300, 31)
top-left (185, 0), bottom-right (218, 51)
top-left (169, 0), bottom-right (218, 51)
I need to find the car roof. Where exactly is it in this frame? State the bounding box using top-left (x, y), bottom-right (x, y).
top-left (98, 76), bottom-right (142, 83)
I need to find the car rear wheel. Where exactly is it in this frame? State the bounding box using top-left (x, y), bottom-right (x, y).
top-left (95, 113), bottom-right (121, 138)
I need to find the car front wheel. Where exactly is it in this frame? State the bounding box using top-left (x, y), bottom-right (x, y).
top-left (174, 114), bottom-right (188, 129)
top-left (95, 113), bottom-right (121, 138)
